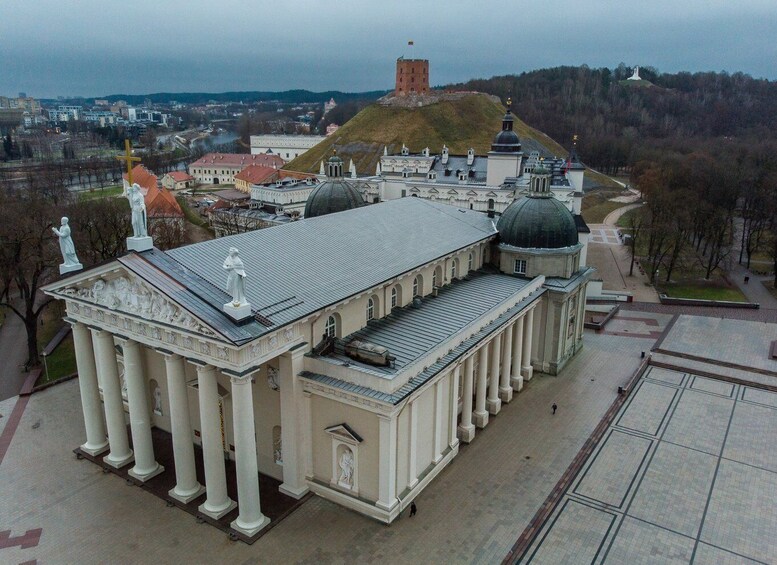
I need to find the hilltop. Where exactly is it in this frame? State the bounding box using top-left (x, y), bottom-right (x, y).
top-left (286, 92), bottom-right (571, 175)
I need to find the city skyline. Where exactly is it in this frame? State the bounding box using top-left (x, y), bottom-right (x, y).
top-left (2, 0), bottom-right (777, 98)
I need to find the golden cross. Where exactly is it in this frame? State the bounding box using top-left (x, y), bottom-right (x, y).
top-left (116, 139), bottom-right (141, 184)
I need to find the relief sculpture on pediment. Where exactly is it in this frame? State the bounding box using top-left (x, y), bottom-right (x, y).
top-left (60, 272), bottom-right (216, 338)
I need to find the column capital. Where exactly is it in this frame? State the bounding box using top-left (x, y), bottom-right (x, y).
top-left (229, 373), bottom-right (253, 385)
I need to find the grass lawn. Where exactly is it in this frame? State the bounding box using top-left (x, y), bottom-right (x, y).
top-left (658, 280), bottom-right (748, 302)
top-left (78, 184), bottom-right (123, 201)
top-left (616, 207), bottom-right (640, 229)
top-left (37, 303), bottom-right (76, 385)
top-left (581, 186), bottom-right (635, 224)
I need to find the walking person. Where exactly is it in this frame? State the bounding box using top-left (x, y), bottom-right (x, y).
top-left (409, 501), bottom-right (417, 517)
top-left (552, 403), bottom-right (557, 415)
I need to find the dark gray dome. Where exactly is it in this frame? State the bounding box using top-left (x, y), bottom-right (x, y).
top-left (497, 194), bottom-right (578, 248)
top-left (491, 129), bottom-right (521, 153)
top-left (304, 179), bottom-right (365, 218)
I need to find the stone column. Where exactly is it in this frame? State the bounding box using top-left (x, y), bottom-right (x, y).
top-left (457, 357), bottom-right (475, 443)
top-left (230, 375), bottom-right (269, 536)
top-left (511, 317), bottom-right (525, 391)
top-left (407, 399), bottom-right (418, 489)
top-left (377, 414), bottom-right (398, 513)
top-left (279, 347), bottom-right (309, 498)
top-left (522, 308), bottom-right (535, 381)
top-left (123, 340), bottom-right (163, 482)
top-left (303, 391), bottom-right (313, 479)
top-left (487, 335), bottom-right (502, 415)
top-left (164, 353), bottom-right (204, 503)
top-left (71, 322), bottom-right (108, 456)
top-left (499, 324), bottom-right (514, 403)
top-left (196, 364), bottom-right (236, 519)
top-left (473, 347), bottom-right (489, 428)
top-left (448, 366), bottom-right (460, 448)
top-left (92, 329), bottom-right (133, 468)
top-left (433, 379), bottom-right (445, 464)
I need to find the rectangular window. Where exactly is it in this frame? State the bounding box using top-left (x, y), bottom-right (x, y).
top-left (514, 259), bottom-right (527, 275)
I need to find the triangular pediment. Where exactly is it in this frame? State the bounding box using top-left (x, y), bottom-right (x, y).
top-left (447, 189), bottom-right (459, 196)
top-left (43, 260), bottom-right (221, 340)
top-left (428, 187), bottom-right (439, 194)
top-left (324, 423), bottom-right (363, 444)
top-left (408, 186), bottom-right (420, 193)
top-left (486, 191), bottom-right (498, 197)
top-left (466, 190), bottom-right (478, 196)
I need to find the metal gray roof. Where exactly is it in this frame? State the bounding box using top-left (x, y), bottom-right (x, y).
top-left (165, 197), bottom-right (497, 341)
top-left (429, 155), bottom-right (488, 182)
top-left (301, 284), bottom-right (545, 405)
top-left (322, 271), bottom-right (531, 376)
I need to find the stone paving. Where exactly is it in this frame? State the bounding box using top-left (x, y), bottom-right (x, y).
top-left (522, 367), bottom-right (777, 564)
top-left (0, 331), bottom-right (649, 564)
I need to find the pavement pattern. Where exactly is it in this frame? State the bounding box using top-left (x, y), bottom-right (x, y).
top-left (521, 366), bottom-right (777, 564)
top-left (0, 331), bottom-right (649, 564)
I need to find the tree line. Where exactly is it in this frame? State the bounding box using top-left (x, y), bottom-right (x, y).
top-left (0, 172), bottom-right (185, 367)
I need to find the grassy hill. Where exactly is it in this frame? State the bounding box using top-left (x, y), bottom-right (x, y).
top-left (285, 93), bottom-right (572, 176)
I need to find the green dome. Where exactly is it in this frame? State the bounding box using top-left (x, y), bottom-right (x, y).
top-left (497, 194), bottom-right (578, 248)
top-left (304, 179), bottom-right (365, 218)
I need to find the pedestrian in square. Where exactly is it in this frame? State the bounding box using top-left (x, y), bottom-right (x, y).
top-left (409, 501), bottom-right (417, 517)
top-left (552, 403), bottom-right (558, 415)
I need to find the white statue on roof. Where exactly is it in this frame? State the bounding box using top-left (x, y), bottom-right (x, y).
top-left (123, 179), bottom-right (148, 238)
top-left (52, 216), bottom-right (83, 274)
top-left (224, 247), bottom-right (247, 306)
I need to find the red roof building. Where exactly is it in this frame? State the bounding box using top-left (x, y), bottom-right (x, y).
top-left (124, 165), bottom-right (184, 219)
top-left (188, 153), bottom-right (285, 186)
top-left (161, 171), bottom-right (196, 191)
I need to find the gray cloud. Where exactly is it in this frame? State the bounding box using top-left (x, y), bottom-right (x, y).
top-left (2, 0), bottom-right (775, 98)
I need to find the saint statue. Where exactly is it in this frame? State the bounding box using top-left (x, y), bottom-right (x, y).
top-left (223, 247), bottom-right (248, 306)
top-left (52, 217), bottom-right (80, 267)
top-left (338, 447), bottom-right (354, 488)
top-left (153, 386), bottom-right (163, 416)
top-left (124, 181), bottom-right (148, 238)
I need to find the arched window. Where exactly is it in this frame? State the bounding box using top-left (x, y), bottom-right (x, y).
top-left (468, 253), bottom-right (474, 272)
top-left (325, 315), bottom-right (337, 338)
top-left (432, 270), bottom-right (438, 288)
top-left (367, 298), bottom-right (375, 321)
top-left (391, 286), bottom-right (398, 308)
top-left (487, 198), bottom-right (495, 210)
top-left (413, 276), bottom-right (421, 297)
top-left (451, 259), bottom-right (458, 280)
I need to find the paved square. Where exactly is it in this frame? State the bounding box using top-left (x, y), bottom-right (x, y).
top-left (523, 368), bottom-right (777, 564)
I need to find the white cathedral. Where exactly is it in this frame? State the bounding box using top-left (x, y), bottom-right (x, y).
top-left (43, 110), bottom-right (594, 539)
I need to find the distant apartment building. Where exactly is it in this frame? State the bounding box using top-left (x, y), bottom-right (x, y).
top-left (82, 111), bottom-right (119, 126)
top-left (249, 134), bottom-right (325, 162)
top-left (188, 153), bottom-right (285, 185)
top-left (47, 105), bottom-right (82, 122)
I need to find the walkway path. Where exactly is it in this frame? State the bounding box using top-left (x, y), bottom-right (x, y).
top-left (727, 261), bottom-right (777, 310)
top-left (0, 301), bottom-right (31, 401)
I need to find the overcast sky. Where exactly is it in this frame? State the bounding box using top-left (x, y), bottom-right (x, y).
top-left (2, 0), bottom-right (776, 98)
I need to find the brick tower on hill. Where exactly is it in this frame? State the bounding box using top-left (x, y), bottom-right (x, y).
top-left (395, 57), bottom-right (429, 96)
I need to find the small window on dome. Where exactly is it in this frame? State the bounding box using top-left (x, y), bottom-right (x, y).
top-left (514, 259), bottom-right (527, 275)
